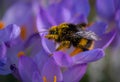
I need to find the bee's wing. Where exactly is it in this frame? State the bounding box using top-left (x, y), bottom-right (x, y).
top-left (74, 30), bottom-right (99, 40)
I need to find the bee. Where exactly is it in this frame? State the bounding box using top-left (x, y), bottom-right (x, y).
top-left (45, 23), bottom-right (99, 56)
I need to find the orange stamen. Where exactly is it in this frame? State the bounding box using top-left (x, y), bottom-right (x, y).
top-left (54, 76), bottom-right (57, 82)
top-left (43, 76), bottom-right (47, 82)
top-left (0, 21), bottom-right (5, 30)
top-left (70, 48), bottom-right (83, 57)
top-left (17, 51), bottom-right (25, 58)
top-left (20, 26), bottom-right (27, 40)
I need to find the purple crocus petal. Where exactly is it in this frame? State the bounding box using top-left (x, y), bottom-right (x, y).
top-left (33, 48), bottom-right (49, 73)
top-left (47, 3), bottom-right (65, 24)
top-left (115, 10), bottom-right (120, 22)
top-left (0, 63), bottom-right (11, 75)
top-left (70, 14), bottom-right (88, 24)
top-left (94, 30), bottom-right (116, 49)
top-left (115, 10), bottom-right (120, 28)
top-left (36, 7), bottom-right (56, 32)
top-left (53, 51), bottom-right (73, 67)
top-left (0, 24), bottom-right (20, 42)
top-left (2, 2), bottom-right (32, 25)
top-left (63, 64), bottom-right (87, 82)
top-left (41, 58), bottom-right (63, 82)
top-left (0, 42), bottom-right (6, 64)
top-left (32, 71), bottom-right (42, 82)
top-left (88, 21), bottom-right (107, 36)
top-left (41, 34), bottom-right (56, 54)
top-left (24, 33), bottom-right (42, 56)
top-left (72, 0), bottom-right (90, 17)
top-left (0, 43), bottom-right (8, 75)
top-left (114, 0), bottom-right (120, 9)
top-left (96, 0), bottom-right (115, 20)
top-left (72, 49), bottom-right (105, 64)
top-left (18, 56), bottom-right (39, 82)
top-left (61, 7), bottom-right (71, 22)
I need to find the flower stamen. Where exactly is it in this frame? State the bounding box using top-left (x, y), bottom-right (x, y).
top-left (53, 76), bottom-right (57, 82)
top-left (70, 48), bottom-right (83, 56)
top-left (0, 21), bottom-right (5, 30)
top-left (17, 51), bottom-right (25, 58)
top-left (43, 76), bottom-right (47, 82)
top-left (20, 25), bottom-right (27, 40)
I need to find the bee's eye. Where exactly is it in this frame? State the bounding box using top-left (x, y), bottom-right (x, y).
top-left (50, 31), bottom-right (56, 34)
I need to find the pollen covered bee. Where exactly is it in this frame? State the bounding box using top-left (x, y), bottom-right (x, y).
top-left (45, 23), bottom-right (99, 56)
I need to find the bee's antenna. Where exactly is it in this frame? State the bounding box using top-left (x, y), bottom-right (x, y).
top-left (36, 30), bottom-right (48, 34)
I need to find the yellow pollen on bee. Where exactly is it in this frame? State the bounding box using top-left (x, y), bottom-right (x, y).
top-left (79, 38), bottom-right (88, 46)
top-left (0, 21), bottom-right (5, 30)
top-left (20, 26), bottom-right (27, 40)
top-left (45, 35), bottom-right (58, 39)
top-left (59, 23), bottom-right (69, 28)
top-left (17, 51), bottom-right (25, 58)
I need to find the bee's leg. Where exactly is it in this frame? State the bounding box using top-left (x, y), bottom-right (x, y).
top-left (45, 34), bottom-right (58, 40)
top-left (56, 41), bottom-right (71, 51)
top-left (70, 48), bottom-right (83, 56)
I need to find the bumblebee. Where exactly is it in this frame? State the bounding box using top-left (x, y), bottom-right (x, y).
top-left (45, 23), bottom-right (99, 56)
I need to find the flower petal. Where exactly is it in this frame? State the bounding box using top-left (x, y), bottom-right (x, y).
top-left (24, 33), bottom-right (42, 56)
top-left (95, 30), bottom-right (116, 49)
top-left (18, 56), bottom-right (39, 82)
top-left (72, 0), bottom-right (90, 17)
top-left (32, 71), bottom-right (42, 82)
top-left (46, 3), bottom-right (65, 24)
top-left (115, 10), bottom-right (120, 29)
top-left (36, 7), bottom-right (56, 32)
top-left (96, 0), bottom-right (115, 20)
top-left (41, 58), bottom-right (63, 82)
top-left (0, 24), bottom-right (20, 42)
top-left (0, 64), bottom-right (11, 75)
top-left (53, 51), bottom-right (73, 67)
top-left (70, 14), bottom-right (88, 24)
top-left (88, 21), bottom-right (107, 36)
top-left (72, 49), bottom-right (105, 64)
top-left (63, 64), bottom-right (87, 82)
top-left (114, 0), bottom-right (120, 9)
top-left (2, 2), bottom-right (33, 25)
top-left (33, 48), bottom-right (49, 73)
top-left (0, 42), bottom-right (6, 65)
top-left (61, 7), bottom-right (72, 22)
top-left (41, 34), bottom-right (56, 54)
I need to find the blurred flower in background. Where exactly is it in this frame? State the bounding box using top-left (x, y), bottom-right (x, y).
top-left (0, 0), bottom-right (42, 81)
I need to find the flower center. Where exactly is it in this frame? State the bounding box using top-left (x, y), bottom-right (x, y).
top-left (43, 76), bottom-right (57, 82)
top-left (0, 21), bottom-right (5, 30)
top-left (20, 25), bottom-right (27, 40)
top-left (17, 51), bottom-right (25, 58)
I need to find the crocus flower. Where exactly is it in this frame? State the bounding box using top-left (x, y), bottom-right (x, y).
top-left (35, 0), bottom-right (116, 53)
top-left (17, 47), bottom-right (104, 82)
top-left (96, 0), bottom-right (120, 29)
top-left (34, 0), bottom-right (115, 81)
top-left (0, 24), bottom-right (20, 75)
top-left (0, 1), bottom-right (41, 76)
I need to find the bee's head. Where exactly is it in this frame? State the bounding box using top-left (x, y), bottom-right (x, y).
top-left (49, 26), bottom-right (58, 35)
